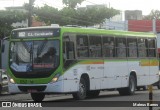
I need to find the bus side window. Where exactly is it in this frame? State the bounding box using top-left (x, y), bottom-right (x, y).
top-left (115, 38), bottom-right (127, 57)
top-left (127, 38), bottom-right (137, 57)
top-left (66, 42), bottom-right (75, 59)
top-left (148, 38), bottom-right (156, 57)
top-left (76, 35), bottom-right (89, 58)
top-left (103, 36), bottom-right (115, 57)
top-left (138, 38), bottom-right (147, 57)
top-left (89, 35), bottom-right (102, 57)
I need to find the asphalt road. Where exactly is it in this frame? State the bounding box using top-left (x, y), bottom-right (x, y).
top-left (0, 88), bottom-right (160, 110)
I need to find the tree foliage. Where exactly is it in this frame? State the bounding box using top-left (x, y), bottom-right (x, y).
top-left (34, 5), bottom-right (120, 26)
top-left (59, 7), bottom-right (77, 25)
top-left (62, 0), bottom-right (85, 9)
top-left (0, 0), bottom-right (120, 39)
top-left (0, 10), bottom-right (27, 38)
top-left (143, 10), bottom-right (160, 20)
top-left (33, 5), bottom-right (61, 25)
top-left (76, 6), bottom-right (120, 26)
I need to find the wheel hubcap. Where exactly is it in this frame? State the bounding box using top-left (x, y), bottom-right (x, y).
top-left (130, 79), bottom-right (135, 92)
top-left (79, 82), bottom-right (85, 96)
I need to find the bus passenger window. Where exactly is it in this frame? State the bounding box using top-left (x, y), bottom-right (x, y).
top-left (103, 37), bottom-right (114, 57)
top-left (66, 42), bottom-right (75, 59)
top-left (89, 36), bottom-right (102, 57)
top-left (127, 38), bottom-right (137, 57)
top-left (115, 38), bottom-right (126, 57)
top-left (76, 35), bottom-right (89, 58)
top-left (138, 38), bottom-right (147, 57)
top-left (148, 39), bottom-right (156, 57)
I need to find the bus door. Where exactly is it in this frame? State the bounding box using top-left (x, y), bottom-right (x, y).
top-left (62, 34), bottom-right (78, 92)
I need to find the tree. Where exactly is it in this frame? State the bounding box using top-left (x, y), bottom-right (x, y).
top-left (59, 7), bottom-right (78, 25)
top-left (143, 10), bottom-right (160, 20)
top-left (62, 0), bottom-right (85, 9)
top-left (76, 6), bottom-right (120, 26)
top-left (34, 5), bottom-right (120, 26)
top-left (0, 10), bottom-right (27, 38)
top-left (33, 5), bottom-right (61, 25)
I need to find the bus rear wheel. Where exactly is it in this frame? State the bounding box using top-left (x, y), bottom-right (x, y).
top-left (31, 93), bottom-right (45, 102)
top-left (72, 77), bottom-right (87, 100)
top-left (118, 75), bottom-right (136, 95)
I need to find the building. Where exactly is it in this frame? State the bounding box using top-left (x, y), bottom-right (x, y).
top-left (125, 10), bottom-right (142, 20)
top-left (102, 20), bottom-right (128, 31)
top-left (128, 19), bottom-right (160, 33)
top-left (31, 17), bottom-right (46, 27)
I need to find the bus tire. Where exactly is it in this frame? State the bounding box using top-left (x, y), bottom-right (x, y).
top-left (31, 93), bottom-right (45, 102)
top-left (118, 75), bottom-right (136, 95)
top-left (72, 77), bottom-right (87, 100)
top-left (87, 90), bottom-right (100, 98)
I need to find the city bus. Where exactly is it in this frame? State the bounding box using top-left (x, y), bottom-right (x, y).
top-left (7, 25), bottom-right (159, 101)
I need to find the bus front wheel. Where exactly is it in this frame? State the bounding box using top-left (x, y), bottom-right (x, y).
top-left (118, 75), bottom-right (136, 95)
top-left (72, 77), bottom-right (87, 100)
top-left (31, 93), bottom-right (45, 102)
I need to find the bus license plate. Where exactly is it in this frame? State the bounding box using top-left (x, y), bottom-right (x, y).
top-left (27, 89), bottom-right (37, 93)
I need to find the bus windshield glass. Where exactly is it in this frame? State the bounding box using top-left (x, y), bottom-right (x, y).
top-left (9, 40), bottom-right (59, 72)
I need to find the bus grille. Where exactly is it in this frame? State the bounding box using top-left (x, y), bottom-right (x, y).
top-left (18, 86), bottom-right (46, 92)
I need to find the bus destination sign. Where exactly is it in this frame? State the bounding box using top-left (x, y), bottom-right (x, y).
top-left (12, 29), bottom-right (60, 38)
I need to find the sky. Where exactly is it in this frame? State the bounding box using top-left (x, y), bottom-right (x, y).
top-left (0, 0), bottom-right (160, 15)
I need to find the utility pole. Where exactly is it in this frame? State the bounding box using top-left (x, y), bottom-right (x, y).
top-left (152, 18), bottom-right (156, 34)
top-left (28, 0), bottom-right (34, 27)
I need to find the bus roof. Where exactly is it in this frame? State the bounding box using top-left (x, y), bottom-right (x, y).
top-left (61, 27), bottom-right (156, 38)
top-left (12, 26), bottom-right (156, 38)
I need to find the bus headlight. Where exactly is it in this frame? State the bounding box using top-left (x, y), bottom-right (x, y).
top-left (50, 74), bottom-right (60, 83)
top-left (10, 78), bottom-right (15, 84)
top-left (7, 75), bottom-right (15, 84)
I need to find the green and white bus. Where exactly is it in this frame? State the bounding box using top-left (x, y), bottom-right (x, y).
top-left (7, 26), bottom-right (159, 101)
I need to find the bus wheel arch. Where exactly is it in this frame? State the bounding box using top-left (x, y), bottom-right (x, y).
top-left (72, 73), bottom-right (90, 100)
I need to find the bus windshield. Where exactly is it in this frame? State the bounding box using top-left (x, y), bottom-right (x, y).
top-left (9, 40), bottom-right (59, 72)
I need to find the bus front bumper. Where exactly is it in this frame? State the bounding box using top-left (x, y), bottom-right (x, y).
top-left (8, 81), bottom-right (64, 94)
